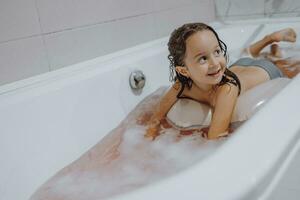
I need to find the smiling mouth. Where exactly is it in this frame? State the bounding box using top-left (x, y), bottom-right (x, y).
top-left (207, 69), bottom-right (221, 76)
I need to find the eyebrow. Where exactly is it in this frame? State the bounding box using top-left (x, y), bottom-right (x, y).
top-left (194, 52), bottom-right (205, 59)
top-left (193, 45), bottom-right (220, 59)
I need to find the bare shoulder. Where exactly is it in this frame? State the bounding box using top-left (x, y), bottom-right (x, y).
top-left (214, 83), bottom-right (239, 105)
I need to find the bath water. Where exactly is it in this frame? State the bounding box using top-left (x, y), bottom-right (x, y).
top-left (30, 87), bottom-right (227, 200)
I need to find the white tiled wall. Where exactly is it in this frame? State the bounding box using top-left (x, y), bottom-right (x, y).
top-left (215, 0), bottom-right (300, 20)
top-left (153, 1), bottom-right (215, 38)
top-left (0, 0), bottom-right (215, 86)
top-left (0, 36), bottom-right (49, 86)
top-left (0, 0), bottom-right (41, 43)
top-left (36, 0), bottom-right (155, 34)
top-left (44, 14), bottom-right (157, 70)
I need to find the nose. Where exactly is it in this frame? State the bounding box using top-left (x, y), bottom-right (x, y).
top-left (209, 56), bottom-right (219, 67)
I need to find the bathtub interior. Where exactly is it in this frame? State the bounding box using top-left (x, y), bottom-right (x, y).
top-left (0, 18), bottom-right (300, 200)
top-left (0, 38), bottom-right (171, 200)
top-left (260, 129), bottom-right (300, 200)
top-left (267, 132), bottom-right (300, 200)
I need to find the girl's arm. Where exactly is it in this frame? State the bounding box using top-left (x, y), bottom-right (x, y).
top-left (144, 82), bottom-right (180, 139)
top-left (207, 83), bottom-right (239, 139)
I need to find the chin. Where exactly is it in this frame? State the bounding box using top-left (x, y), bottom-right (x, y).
top-left (216, 75), bottom-right (224, 83)
top-left (210, 68), bottom-right (225, 84)
top-left (211, 74), bottom-right (224, 85)
top-left (216, 70), bottom-right (225, 82)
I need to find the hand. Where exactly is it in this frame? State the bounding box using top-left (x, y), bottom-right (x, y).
top-left (200, 126), bottom-right (209, 139)
top-left (200, 126), bottom-right (234, 139)
top-left (144, 125), bottom-right (160, 140)
top-left (136, 111), bottom-right (153, 126)
top-left (160, 118), bottom-right (172, 129)
top-left (144, 118), bottom-right (161, 140)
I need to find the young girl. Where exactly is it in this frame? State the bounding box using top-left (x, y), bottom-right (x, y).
top-left (143, 22), bottom-right (299, 140)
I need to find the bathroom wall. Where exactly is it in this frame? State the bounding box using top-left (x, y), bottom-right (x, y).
top-left (215, 0), bottom-right (300, 20)
top-left (0, 0), bottom-right (215, 86)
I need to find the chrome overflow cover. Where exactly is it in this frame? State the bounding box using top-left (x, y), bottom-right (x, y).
top-left (129, 70), bottom-right (146, 90)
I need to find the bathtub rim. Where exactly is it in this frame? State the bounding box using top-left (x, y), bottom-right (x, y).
top-left (0, 36), bottom-right (168, 97)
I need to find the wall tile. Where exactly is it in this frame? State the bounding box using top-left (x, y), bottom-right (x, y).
top-left (0, 0), bottom-right (216, 86)
top-left (215, 0), bottom-right (300, 19)
top-left (44, 15), bottom-right (156, 70)
top-left (215, 0), bottom-right (264, 18)
top-left (0, 0), bottom-right (41, 43)
top-left (0, 37), bottom-right (49, 85)
top-left (265, 0), bottom-right (300, 16)
top-left (153, 1), bottom-right (215, 38)
top-left (36, 0), bottom-right (154, 33)
top-left (153, 0), bottom-right (204, 11)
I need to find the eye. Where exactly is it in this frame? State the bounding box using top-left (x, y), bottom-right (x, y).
top-left (198, 56), bottom-right (207, 64)
top-left (214, 49), bottom-right (222, 56)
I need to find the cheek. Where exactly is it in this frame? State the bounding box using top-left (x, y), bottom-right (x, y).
top-left (220, 57), bottom-right (227, 69)
top-left (188, 65), bottom-right (208, 79)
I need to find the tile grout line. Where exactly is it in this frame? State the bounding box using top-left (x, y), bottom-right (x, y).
top-left (33, 0), bottom-right (51, 72)
top-left (0, 3), bottom-right (198, 45)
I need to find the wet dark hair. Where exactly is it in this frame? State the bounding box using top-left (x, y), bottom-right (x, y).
top-left (167, 22), bottom-right (241, 98)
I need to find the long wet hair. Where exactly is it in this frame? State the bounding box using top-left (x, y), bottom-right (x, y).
top-left (167, 22), bottom-right (241, 97)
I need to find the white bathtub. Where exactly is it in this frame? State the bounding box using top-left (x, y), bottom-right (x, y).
top-left (1, 18), bottom-right (300, 200)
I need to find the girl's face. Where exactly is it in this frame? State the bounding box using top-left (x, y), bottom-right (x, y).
top-left (176, 30), bottom-right (227, 89)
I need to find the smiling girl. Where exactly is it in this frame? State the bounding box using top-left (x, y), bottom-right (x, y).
top-left (143, 22), bottom-right (298, 140)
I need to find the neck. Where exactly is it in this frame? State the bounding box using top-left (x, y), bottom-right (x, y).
top-left (194, 82), bottom-right (216, 93)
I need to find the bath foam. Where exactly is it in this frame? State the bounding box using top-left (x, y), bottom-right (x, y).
top-left (30, 87), bottom-right (224, 200)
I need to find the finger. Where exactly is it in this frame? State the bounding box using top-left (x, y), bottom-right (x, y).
top-left (201, 132), bottom-right (208, 139)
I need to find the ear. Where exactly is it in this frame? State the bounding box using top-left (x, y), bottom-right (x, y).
top-left (175, 66), bottom-right (190, 78)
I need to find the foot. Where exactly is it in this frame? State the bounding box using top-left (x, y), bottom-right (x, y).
top-left (274, 59), bottom-right (300, 78)
top-left (270, 44), bottom-right (283, 58)
top-left (269, 28), bottom-right (297, 43)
